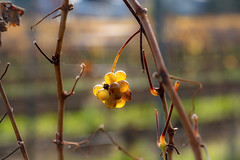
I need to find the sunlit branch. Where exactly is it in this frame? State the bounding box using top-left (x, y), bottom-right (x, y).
top-left (142, 50), bottom-right (158, 96)
top-left (111, 29), bottom-right (140, 73)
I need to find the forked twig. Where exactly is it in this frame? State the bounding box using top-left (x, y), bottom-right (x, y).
top-left (55, 124), bottom-right (101, 155)
top-left (52, 5), bottom-right (73, 20)
top-left (31, 6), bottom-right (61, 30)
top-left (166, 144), bottom-right (180, 155)
top-left (66, 63), bottom-right (85, 97)
top-left (60, 125), bottom-right (143, 160)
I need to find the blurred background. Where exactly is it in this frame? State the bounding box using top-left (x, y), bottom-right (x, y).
top-left (0, 0), bottom-right (240, 159)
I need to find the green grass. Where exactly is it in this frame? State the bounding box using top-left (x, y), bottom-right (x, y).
top-left (0, 93), bottom-right (239, 159)
top-left (1, 93), bottom-right (239, 143)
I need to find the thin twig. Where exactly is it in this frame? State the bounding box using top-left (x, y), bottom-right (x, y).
top-left (64, 125), bottom-right (102, 152)
top-left (2, 146), bottom-right (20, 160)
top-left (66, 63), bottom-right (85, 97)
top-left (52, 14), bottom-right (61, 20)
top-left (155, 109), bottom-right (160, 143)
top-left (201, 144), bottom-right (210, 160)
top-left (100, 128), bottom-right (142, 160)
top-left (125, 1), bottom-right (203, 159)
top-left (60, 125), bottom-right (143, 160)
top-left (142, 50), bottom-right (158, 96)
top-left (158, 83), bottom-right (176, 160)
top-left (0, 65), bottom-right (29, 160)
top-left (169, 75), bottom-right (202, 117)
top-left (162, 103), bottom-right (174, 137)
top-left (140, 24), bottom-right (144, 71)
top-left (52, 4), bottom-right (73, 20)
top-left (33, 41), bottom-right (54, 64)
top-left (192, 115), bottom-right (210, 160)
top-left (192, 114), bottom-right (199, 137)
top-left (0, 63), bottom-right (10, 80)
top-left (111, 28), bottom-right (140, 73)
top-left (167, 144), bottom-right (180, 155)
top-left (31, 6), bottom-right (62, 30)
top-left (0, 112), bottom-right (7, 123)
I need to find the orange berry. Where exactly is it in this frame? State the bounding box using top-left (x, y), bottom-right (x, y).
top-left (116, 98), bottom-right (126, 108)
top-left (93, 84), bottom-right (103, 96)
top-left (104, 72), bottom-right (117, 84)
top-left (118, 80), bottom-right (129, 93)
top-left (105, 95), bottom-right (117, 109)
top-left (115, 70), bottom-right (127, 82)
top-left (122, 89), bottom-right (131, 102)
top-left (96, 89), bottom-right (109, 101)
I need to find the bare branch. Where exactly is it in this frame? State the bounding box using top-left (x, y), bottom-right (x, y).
top-left (0, 80), bottom-right (29, 159)
top-left (0, 63), bottom-right (10, 80)
top-left (31, 6), bottom-right (61, 30)
top-left (66, 63), bottom-right (85, 97)
top-left (125, 0), bottom-right (203, 159)
top-left (60, 125), bottom-right (100, 152)
top-left (60, 125), bottom-right (143, 160)
top-left (2, 146), bottom-right (20, 160)
top-left (53, 1), bottom-right (72, 159)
